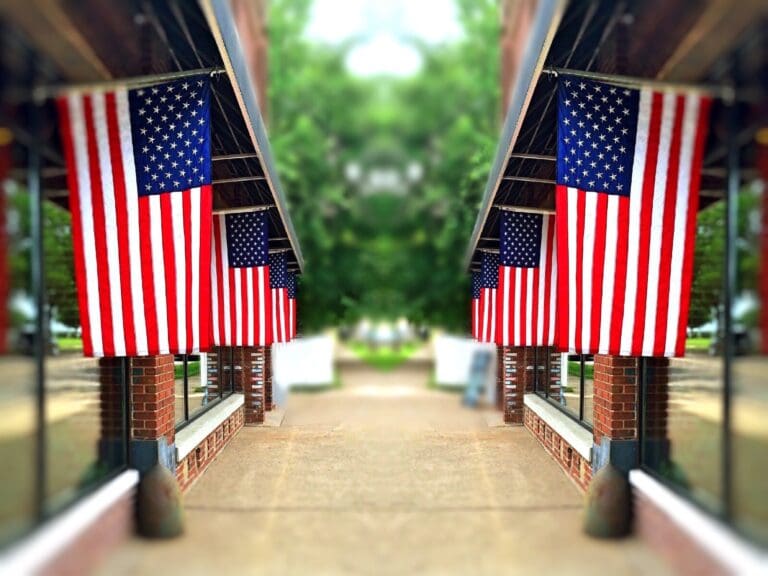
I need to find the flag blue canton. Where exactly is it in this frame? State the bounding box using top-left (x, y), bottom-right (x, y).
top-left (556, 75), bottom-right (639, 196)
top-left (471, 272), bottom-right (481, 299)
top-left (501, 211), bottom-right (542, 268)
top-left (269, 252), bottom-right (288, 288)
top-left (225, 211), bottom-right (268, 268)
top-left (480, 252), bottom-right (499, 288)
top-left (129, 75), bottom-right (212, 196)
top-left (287, 272), bottom-right (297, 298)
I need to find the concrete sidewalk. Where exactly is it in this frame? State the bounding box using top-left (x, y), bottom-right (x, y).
top-left (98, 360), bottom-right (670, 576)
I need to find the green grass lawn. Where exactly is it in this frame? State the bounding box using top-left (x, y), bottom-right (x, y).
top-left (685, 337), bottom-right (711, 352)
top-left (349, 341), bottom-right (422, 371)
top-left (174, 360), bottom-right (200, 379)
top-left (57, 337), bottom-right (84, 352)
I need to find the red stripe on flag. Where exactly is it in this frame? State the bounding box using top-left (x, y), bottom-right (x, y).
top-left (182, 190), bottom-right (193, 353)
top-left (137, 197), bottom-right (159, 354)
top-left (520, 268), bottom-right (528, 346)
top-left (608, 197), bottom-right (631, 354)
top-left (574, 190), bottom-right (586, 353)
top-left (654, 95), bottom-right (686, 356)
top-left (241, 267), bottom-right (248, 345)
top-left (57, 99), bottom-right (94, 356)
top-left (83, 96), bottom-right (115, 357)
top-left (104, 93), bottom-right (136, 356)
top-left (632, 92), bottom-right (664, 353)
top-left (676, 97), bottom-right (712, 355)
top-left (555, 185), bottom-right (569, 351)
top-left (159, 193), bottom-right (179, 353)
top-left (543, 216), bottom-right (555, 346)
top-left (590, 193), bottom-right (609, 352)
top-left (198, 185), bottom-right (213, 351)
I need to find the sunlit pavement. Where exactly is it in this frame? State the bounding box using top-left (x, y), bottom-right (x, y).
top-left (99, 357), bottom-right (670, 576)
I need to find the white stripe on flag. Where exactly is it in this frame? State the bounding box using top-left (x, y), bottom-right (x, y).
top-left (665, 95), bottom-right (700, 356)
top-left (642, 92), bottom-right (676, 356)
top-left (620, 89), bottom-right (653, 355)
top-left (489, 288), bottom-right (497, 343)
top-left (567, 187), bottom-right (578, 352)
top-left (258, 267), bottom-right (266, 344)
top-left (92, 93), bottom-right (126, 356)
top-left (502, 267), bottom-right (510, 346)
top-left (581, 191), bottom-right (598, 353)
top-left (220, 218), bottom-right (231, 346)
top-left (272, 288), bottom-right (279, 343)
top-left (247, 267), bottom-right (255, 345)
top-left (525, 266), bottom-right (534, 344)
top-left (548, 235), bottom-right (557, 346)
top-left (148, 194), bottom-right (169, 354)
top-left (599, 194), bottom-right (619, 353)
top-left (170, 191), bottom-right (187, 353)
top-left (68, 95), bottom-right (103, 357)
top-left (537, 217), bottom-right (549, 343)
top-left (513, 268), bottom-right (522, 345)
top-left (211, 217), bottom-right (220, 344)
top-left (115, 90), bottom-right (147, 355)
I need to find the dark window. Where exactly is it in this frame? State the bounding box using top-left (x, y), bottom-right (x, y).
top-left (533, 349), bottom-right (592, 429)
top-left (174, 348), bottom-right (236, 430)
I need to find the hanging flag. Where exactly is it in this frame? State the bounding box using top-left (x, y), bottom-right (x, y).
top-left (478, 251), bottom-right (499, 343)
top-left (470, 272), bottom-right (481, 340)
top-left (496, 211), bottom-right (557, 347)
top-left (57, 75), bottom-right (214, 357)
top-left (211, 210), bottom-right (272, 347)
top-left (270, 251), bottom-right (290, 343)
top-left (555, 74), bottom-right (711, 356)
top-left (287, 271), bottom-right (297, 340)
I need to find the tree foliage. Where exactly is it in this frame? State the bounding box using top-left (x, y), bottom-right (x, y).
top-left (268, 0), bottom-right (500, 332)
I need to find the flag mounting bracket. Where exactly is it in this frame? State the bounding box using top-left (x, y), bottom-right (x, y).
top-left (541, 66), bottom-right (737, 102)
top-left (31, 67), bottom-right (227, 102)
top-left (493, 204), bottom-right (555, 215)
top-left (213, 204), bottom-right (274, 215)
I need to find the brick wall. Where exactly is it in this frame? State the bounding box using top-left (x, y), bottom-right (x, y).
top-left (130, 355), bottom-right (175, 443)
top-left (593, 355), bottom-right (639, 443)
top-left (264, 345), bottom-right (273, 411)
top-left (524, 406), bottom-right (592, 491)
top-left (501, 346), bottom-right (538, 423)
top-left (175, 406), bottom-right (244, 492)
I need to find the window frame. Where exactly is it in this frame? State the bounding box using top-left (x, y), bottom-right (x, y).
top-left (174, 347), bottom-right (236, 431)
top-left (533, 349), bottom-right (593, 431)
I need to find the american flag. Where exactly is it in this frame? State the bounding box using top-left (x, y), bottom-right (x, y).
top-left (287, 271), bottom-right (297, 340)
top-left (470, 272), bottom-right (481, 340)
top-left (496, 211), bottom-right (557, 346)
top-left (269, 251), bottom-right (291, 343)
top-left (555, 74), bottom-right (711, 356)
top-left (57, 76), bottom-right (214, 357)
top-left (478, 251), bottom-right (499, 343)
top-left (211, 211), bottom-right (273, 346)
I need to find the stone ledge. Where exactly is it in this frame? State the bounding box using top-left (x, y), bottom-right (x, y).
top-left (630, 469), bottom-right (767, 575)
top-left (175, 394), bottom-right (244, 461)
top-left (523, 394), bottom-right (592, 460)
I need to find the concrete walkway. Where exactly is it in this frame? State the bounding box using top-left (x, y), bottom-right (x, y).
top-left (99, 359), bottom-right (670, 576)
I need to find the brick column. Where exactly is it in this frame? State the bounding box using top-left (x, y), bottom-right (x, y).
top-left (264, 345), bottom-right (273, 411)
top-left (592, 355), bottom-right (639, 473)
top-left (98, 358), bottom-right (126, 469)
top-left (502, 346), bottom-right (536, 424)
top-left (238, 346), bottom-right (265, 425)
top-left (641, 358), bottom-right (670, 470)
top-left (495, 345), bottom-right (504, 411)
top-left (130, 355), bottom-right (176, 472)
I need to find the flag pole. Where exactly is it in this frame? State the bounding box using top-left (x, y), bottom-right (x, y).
top-left (213, 204), bottom-right (274, 215)
top-left (542, 67), bottom-right (735, 102)
top-left (494, 204), bottom-right (555, 215)
top-left (32, 67), bottom-right (227, 102)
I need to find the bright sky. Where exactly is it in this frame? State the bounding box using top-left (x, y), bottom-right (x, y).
top-left (305, 0), bottom-right (463, 77)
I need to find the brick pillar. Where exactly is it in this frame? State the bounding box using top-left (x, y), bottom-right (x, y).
top-left (502, 346), bottom-right (536, 424)
top-left (130, 355), bottom-right (176, 472)
top-left (98, 358), bottom-right (126, 468)
top-left (495, 345), bottom-right (504, 411)
top-left (264, 345), bottom-right (273, 411)
top-left (641, 358), bottom-right (670, 471)
top-left (239, 346), bottom-right (265, 425)
top-left (592, 355), bottom-right (639, 473)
